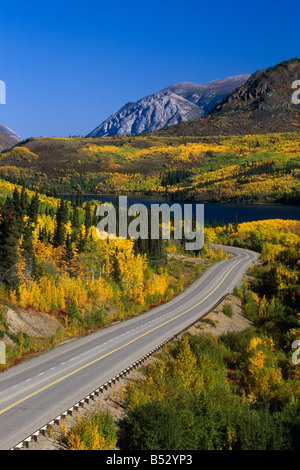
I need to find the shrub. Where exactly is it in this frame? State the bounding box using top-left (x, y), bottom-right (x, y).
top-left (222, 303), bottom-right (233, 318)
top-left (67, 410), bottom-right (117, 450)
top-left (119, 399), bottom-right (187, 450)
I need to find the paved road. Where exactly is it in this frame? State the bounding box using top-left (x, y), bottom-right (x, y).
top-left (0, 245), bottom-right (259, 449)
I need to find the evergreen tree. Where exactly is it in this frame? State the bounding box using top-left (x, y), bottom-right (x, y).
top-left (71, 207), bottom-right (80, 229)
top-left (0, 207), bottom-right (20, 289)
top-left (21, 224), bottom-right (34, 261)
top-left (84, 201), bottom-right (92, 231)
top-left (68, 299), bottom-right (81, 323)
top-left (233, 213), bottom-right (239, 233)
top-left (53, 198), bottom-right (68, 247)
top-left (20, 187), bottom-right (29, 215)
top-left (12, 187), bottom-right (20, 212)
top-left (64, 233), bottom-right (74, 263)
top-left (38, 226), bottom-right (48, 244)
top-left (28, 192), bottom-right (39, 225)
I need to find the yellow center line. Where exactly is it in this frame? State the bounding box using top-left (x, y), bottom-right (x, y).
top-left (0, 255), bottom-right (246, 416)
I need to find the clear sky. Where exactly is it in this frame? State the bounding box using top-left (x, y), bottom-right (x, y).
top-left (0, 0), bottom-right (299, 139)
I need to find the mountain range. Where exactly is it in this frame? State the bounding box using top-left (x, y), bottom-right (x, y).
top-left (87, 75), bottom-right (250, 137)
top-left (1, 58), bottom-right (299, 153)
top-left (0, 58), bottom-right (299, 201)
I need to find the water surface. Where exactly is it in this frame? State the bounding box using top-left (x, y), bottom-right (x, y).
top-left (72, 194), bottom-right (300, 225)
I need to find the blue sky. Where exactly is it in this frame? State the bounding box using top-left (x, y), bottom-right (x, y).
top-left (0, 0), bottom-right (299, 139)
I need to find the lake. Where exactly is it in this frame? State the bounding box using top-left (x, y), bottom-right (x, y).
top-left (70, 194), bottom-right (300, 225)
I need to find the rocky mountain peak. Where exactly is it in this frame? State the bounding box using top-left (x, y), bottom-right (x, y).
top-left (87, 74), bottom-right (250, 137)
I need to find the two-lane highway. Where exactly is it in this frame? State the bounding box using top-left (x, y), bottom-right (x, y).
top-left (0, 245), bottom-right (259, 449)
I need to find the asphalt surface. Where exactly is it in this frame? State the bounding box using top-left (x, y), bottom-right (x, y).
top-left (0, 244), bottom-right (259, 450)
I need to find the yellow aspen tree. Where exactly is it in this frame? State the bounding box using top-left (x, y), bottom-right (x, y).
top-left (175, 335), bottom-right (197, 390)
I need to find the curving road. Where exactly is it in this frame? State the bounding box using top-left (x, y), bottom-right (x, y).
top-left (0, 245), bottom-right (259, 450)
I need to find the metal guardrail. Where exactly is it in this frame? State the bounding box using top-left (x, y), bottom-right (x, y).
top-left (10, 294), bottom-right (227, 450)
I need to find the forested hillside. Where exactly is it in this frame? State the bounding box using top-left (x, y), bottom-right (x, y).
top-left (0, 180), bottom-right (225, 368)
top-left (0, 132), bottom-right (299, 203)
